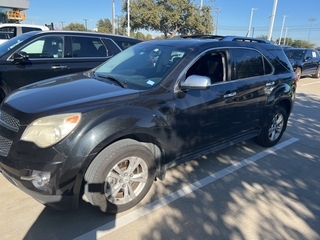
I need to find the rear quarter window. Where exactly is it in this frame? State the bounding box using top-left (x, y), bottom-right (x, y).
top-left (268, 49), bottom-right (293, 74)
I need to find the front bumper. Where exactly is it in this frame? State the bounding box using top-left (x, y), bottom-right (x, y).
top-left (0, 158), bottom-right (79, 210)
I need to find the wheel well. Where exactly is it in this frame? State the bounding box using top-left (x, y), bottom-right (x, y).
top-left (117, 133), bottom-right (164, 178)
top-left (277, 99), bottom-right (292, 118)
top-left (78, 133), bottom-right (164, 199)
top-left (0, 87), bottom-right (6, 103)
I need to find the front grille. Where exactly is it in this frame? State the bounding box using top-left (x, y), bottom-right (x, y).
top-left (0, 110), bottom-right (20, 132)
top-left (0, 135), bottom-right (13, 157)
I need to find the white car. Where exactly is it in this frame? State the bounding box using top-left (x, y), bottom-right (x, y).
top-left (0, 23), bottom-right (49, 44)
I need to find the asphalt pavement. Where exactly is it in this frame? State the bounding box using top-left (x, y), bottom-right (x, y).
top-left (0, 77), bottom-right (319, 240)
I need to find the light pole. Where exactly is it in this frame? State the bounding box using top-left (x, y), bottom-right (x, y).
top-left (308, 18), bottom-right (316, 41)
top-left (112, 0), bottom-right (115, 34)
top-left (278, 15), bottom-right (288, 45)
top-left (127, 0), bottom-right (130, 36)
top-left (116, 15), bottom-right (120, 34)
top-left (83, 18), bottom-right (88, 31)
top-left (284, 27), bottom-right (289, 45)
top-left (247, 8), bottom-right (257, 37)
top-left (60, 21), bottom-right (64, 29)
top-left (267, 0), bottom-right (278, 41)
top-left (215, 7), bottom-right (221, 35)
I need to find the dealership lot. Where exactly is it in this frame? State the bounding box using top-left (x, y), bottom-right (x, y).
top-left (1, 77), bottom-right (320, 240)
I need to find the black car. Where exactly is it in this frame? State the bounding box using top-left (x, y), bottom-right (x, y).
top-left (0, 36), bottom-right (297, 214)
top-left (0, 30), bottom-right (141, 101)
top-left (284, 48), bottom-right (320, 80)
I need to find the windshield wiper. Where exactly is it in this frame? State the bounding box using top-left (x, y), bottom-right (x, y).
top-left (96, 73), bottom-right (127, 88)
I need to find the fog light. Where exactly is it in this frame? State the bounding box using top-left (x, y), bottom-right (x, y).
top-left (20, 170), bottom-right (51, 190)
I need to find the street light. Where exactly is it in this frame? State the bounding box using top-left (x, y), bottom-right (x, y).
top-left (83, 18), bottom-right (88, 31)
top-left (60, 21), bottom-right (64, 29)
top-left (127, 0), bottom-right (130, 36)
top-left (116, 15), bottom-right (120, 34)
top-left (284, 27), bottom-right (289, 45)
top-left (267, 0), bottom-right (278, 41)
top-left (112, 0), bottom-right (115, 34)
top-left (247, 8), bottom-right (257, 37)
top-left (308, 18), bottom-right (316, 41)
top-left (215, 7), bottom-right (221, 35)
top-left (278, 15), bottom-right (289, 45)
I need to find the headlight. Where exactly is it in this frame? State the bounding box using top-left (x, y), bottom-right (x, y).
top-left (21, 113), bottom-right (81, 148)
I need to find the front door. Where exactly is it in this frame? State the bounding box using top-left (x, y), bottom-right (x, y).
top-left (172, 50), bottom-right (238, 157)
top-left (3, 35), bottom-right (70, 93)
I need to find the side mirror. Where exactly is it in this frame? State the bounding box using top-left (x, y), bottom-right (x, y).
top-left (13, 51), bottom-right (29, 62)
top-left (180, 75), bottom-right (211, 90)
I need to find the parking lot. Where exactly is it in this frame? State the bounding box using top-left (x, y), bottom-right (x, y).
top-left (1, 77), bottom-right (320, 240)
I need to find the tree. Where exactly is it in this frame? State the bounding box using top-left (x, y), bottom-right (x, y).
top-left (64, 23), bottom-right (86, 31)
top-left (135, 31), bottom-right (147, 40)
top-left (291, 40), bottom-right (316, 48)
top-left (122, 0), bottom-right (214, 38)
top-left (97, 18), bottom-right (113, 33)
top-left (145, 33), bottom-right (153, 40)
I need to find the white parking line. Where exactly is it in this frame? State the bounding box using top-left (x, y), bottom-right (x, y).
top-left (300, 81), bottom-right (320, 86)
top-left (74, 137), bottom-right (299, 240)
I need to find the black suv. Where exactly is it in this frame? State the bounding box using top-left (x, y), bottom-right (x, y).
top-left (0, 36), bottom-right (297, 214)
top-left (284, 48), bottom-right (320, 80)
top-left (0, 30), bottom-right (141, 101)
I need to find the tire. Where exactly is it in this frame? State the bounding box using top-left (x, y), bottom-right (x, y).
top-left (312, 67), bottom-right (320, 78)
top-left (256, 105), bottom-right (288, 147)
top-left (84, 139), bottom-right (156, 214)
top-left (294, 67), bottom-right (302, 80)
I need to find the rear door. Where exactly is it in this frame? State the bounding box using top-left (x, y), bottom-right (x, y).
top-left (230, 48), bottom-right (275, 134)
top-left (65, 36), bottom-right (119, 74)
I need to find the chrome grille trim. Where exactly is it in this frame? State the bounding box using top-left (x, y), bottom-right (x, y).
top-left (0, 110), bottom-right (20, 132)
top-left (0, 135), bottom-right (13, 157)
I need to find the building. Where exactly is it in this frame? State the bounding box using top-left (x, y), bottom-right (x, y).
top-left (0, 0), bottom-right (29, 23)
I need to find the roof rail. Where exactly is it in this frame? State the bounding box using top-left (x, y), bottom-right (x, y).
top-left (171, 35), bottom-right (224, 40)
top-left (221, 36), bottom-right (274, 44)
top-left (171, 34), bottom-right (274, 44)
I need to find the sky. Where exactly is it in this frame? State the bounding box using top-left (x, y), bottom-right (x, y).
top-left (22, 0), bottom-right (320, 46)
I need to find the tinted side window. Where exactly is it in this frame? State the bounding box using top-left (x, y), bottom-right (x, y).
top-left (22, 27), bottom-right (43, 33)
top-left (72, 36), bottom-right (106, 57)
top-left (20, 36), bottom-right (64, 58)
top-left (0, 27), bottom-right (16, 39)
top-left (306, 50), bottom-right (312, 59)
top-left (231, 49), bottom-right (264, 80)
top-left (113, 39), bottom-right (141, 50)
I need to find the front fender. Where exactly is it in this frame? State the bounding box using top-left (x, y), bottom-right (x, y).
top-left (57, 105), bottom-right (171, 197)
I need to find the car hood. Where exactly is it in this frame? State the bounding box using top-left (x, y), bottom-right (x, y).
top-left (4, 72), bottom-right (141, 114)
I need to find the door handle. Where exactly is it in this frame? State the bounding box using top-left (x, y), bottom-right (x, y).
top-left (223, 92), bottom-right (236, 98)
top-left (51, 65), bottom-right (68, 69)
top-left (266, 81), bottom-right (275, 86)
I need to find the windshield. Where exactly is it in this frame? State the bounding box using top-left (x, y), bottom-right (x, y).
top-left (284, 49), bottom-right (306, 60)
top-left (0, 32), bottom-right (37, 57)
top-left (94, 42), bottom-right (191, 90)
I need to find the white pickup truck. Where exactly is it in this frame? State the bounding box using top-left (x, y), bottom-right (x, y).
top-left (0, 23), bottom-right (49, 44)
